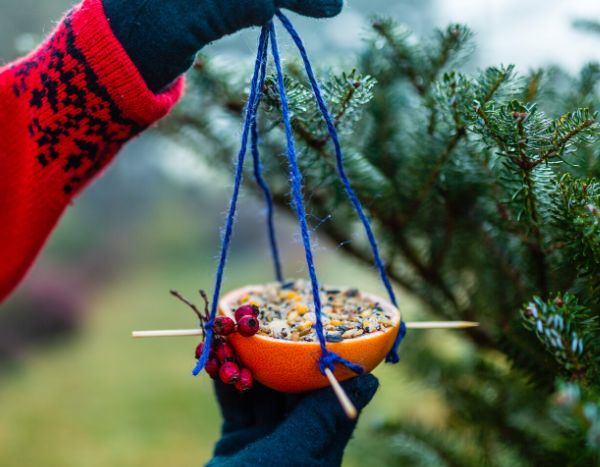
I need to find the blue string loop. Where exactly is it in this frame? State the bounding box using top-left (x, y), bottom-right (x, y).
top-left (250, 36), bottom-right (283, 282)
top-left (385, 320), bottom-right (407, 363)
top-left (275, 10), bottom-right (407, 362)
top-left (193, 26), bottom-right (270, 376)
top-left (319, 351), bottom-right (364, 375)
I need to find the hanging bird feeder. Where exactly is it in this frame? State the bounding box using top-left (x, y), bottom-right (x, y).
top-left (132, 12), bottom-right (478, 419)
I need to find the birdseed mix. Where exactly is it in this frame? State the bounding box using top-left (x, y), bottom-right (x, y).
top-left (232, 279), bottom-right (395, 342)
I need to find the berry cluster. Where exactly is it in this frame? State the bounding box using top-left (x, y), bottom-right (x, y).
top-left (193, 304), bottom-right (260, 391)
top-left (193, 339), bottom-right (253, 391)
top-left (171, 289), bottom-right (261, 393)
top-left (171, 290), bottom-right (260, 392)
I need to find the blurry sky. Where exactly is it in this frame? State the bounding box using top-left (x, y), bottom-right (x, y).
top-left (211, 0), bottom-right (600, 74)
top-left (434, 0), bottom-right (600, 72)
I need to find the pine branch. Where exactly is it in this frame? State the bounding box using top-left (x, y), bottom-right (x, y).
top-left (522, 161), bottom-right (550, 299)
top-left (371, 18), bottom-right (427, 95)
top-left (553, 381), bottom-right (600, 454)
top-left (522, 69), bottom-right (544, 103)
top-left (522, 293), bottom-right (599, 384)
top-left (540, 110), bottom-right (597, 164)
top-left (399, 127), bottom-right (465, 227)
top-left (428, 24), bottom-right (473, 81)
top-left (553, 175), bottom-right (600, 301)
top-left (573, 19), bottom-right (600, 36)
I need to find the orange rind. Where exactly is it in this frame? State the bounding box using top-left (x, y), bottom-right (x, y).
top-left (219, 284), bottom-right (401, 393)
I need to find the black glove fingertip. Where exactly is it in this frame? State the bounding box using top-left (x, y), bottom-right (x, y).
top-left (278, 0), bottom-right (344, 19)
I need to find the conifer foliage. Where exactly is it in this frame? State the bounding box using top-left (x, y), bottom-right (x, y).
top-left (166, 19), bottom-right (600, 465)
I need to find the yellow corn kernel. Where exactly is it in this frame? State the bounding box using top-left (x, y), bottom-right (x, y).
top-left (329, 319), bottom-right (342, 326)
top-left (298, 320), bottom-right (313, 332)
top-left (280, 291), bottom-right (299, 301)
top-left (294, 303), bottom-right (309, 315)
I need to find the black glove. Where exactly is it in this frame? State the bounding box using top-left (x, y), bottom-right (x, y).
top-left (102, 0), bottom-right (344, 93)
top-left (207, 374), bottom-right (378, 466)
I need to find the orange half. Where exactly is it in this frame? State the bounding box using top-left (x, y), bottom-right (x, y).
top-left (219, 285), bottom-right (401, 393)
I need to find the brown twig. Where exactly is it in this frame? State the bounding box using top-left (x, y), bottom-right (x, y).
top-left (170, 290), bottom-right (206, 339)
top-left (198, 289), bottom-right (211, 323)
top-left (538, 118), bottom-right (596, 164)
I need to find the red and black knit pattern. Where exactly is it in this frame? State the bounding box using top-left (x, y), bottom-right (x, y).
top-left (0, 0), bottom-right (184, 302)
top-left (10, 14), bottom-right (144, 195)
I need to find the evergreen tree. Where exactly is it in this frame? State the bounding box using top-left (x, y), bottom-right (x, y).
top-left (165, 18), bottom-right (600, 466)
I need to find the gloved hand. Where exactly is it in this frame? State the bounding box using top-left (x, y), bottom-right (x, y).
top-left (102, 0), bottom-right (344, 93)
top-left (207, 374), bottom-right (378, 466)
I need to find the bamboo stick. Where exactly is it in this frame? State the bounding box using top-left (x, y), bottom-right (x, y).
top-left (131, 321), bottom-right (479, 338)
top-left (132, 329), bottom-right (203, 338)
top-left (405, 321), bottom-right (479, 329)
top-left (323, 367), bottom-right (357, 419)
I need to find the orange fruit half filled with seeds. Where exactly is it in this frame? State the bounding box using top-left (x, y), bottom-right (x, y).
top-left (219, 284), bottom-right (401, 393)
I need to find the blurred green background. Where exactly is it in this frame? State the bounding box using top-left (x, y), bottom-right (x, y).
top-left (1, 1), bottom-right (599, 466)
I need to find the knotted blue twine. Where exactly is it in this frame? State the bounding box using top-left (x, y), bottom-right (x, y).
top-left (276, 11), bottom-right (407, 363)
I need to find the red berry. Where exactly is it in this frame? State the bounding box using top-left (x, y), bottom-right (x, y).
top-left (234, 368), bottom-right (254, 392)
top-left (215, 341), bottom-right (236, 362)
top-left (219, 361), bottom-right (240, 384)
top-left (213, 316), bottom-right (236, 336)
top-left (234, 304), bottom-right (259, 322)
top-left (238, 315), bottom-right (260, 337)
top-left (194, 342), bottom-right (204, 360)
top-left (205, 357), bottom-right (220, 379)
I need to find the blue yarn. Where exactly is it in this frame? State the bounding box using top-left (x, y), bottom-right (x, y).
top-left (193, 26), bottom-right (270, 376)
top-left (269, 22), bottom-right (361, 376)
top-left (250, 35), bottom-right (284, 282)
top-left (276, 11), bottom-right (407, 362)
top-left (196, 16), bottom-right (405, 378)
top-left (386, 320), bottom-right (407, 363)
top-left (319, 352), bottom-right (364, 376)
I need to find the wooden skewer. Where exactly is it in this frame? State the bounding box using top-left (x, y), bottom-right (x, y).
top-left (405, 321), bottom-right (479, 329)
top-left (132, 329), bottom-right (204, 338)
top-left (323, 367), bottom-right (357, 419)
top-left (131, 322), bottom-right (478, 418)
top-left (131, 321), bottom-right (479, 338)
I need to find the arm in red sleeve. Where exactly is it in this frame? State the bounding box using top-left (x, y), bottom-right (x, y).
top-left (0, 0), bottom-right (184, 302)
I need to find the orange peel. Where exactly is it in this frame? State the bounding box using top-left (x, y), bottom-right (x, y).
top-left (219, 284), bottom-right (401, 393)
